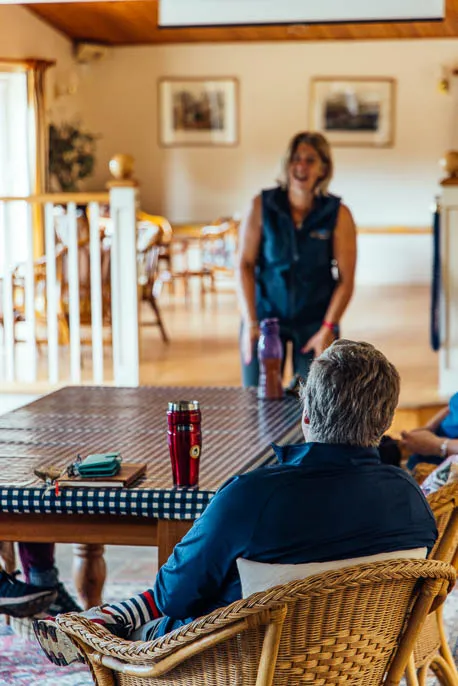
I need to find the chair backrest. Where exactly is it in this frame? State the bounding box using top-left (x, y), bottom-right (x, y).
top-left (254, 559), bottom-right (455, 686)
top-left (426, 481), bottom-right (458, 564)
top-left (200, 217), bottom-right (239, 273)
top-left (137, 212), bottom-right (173, 244)
top-left (57, 558), bottom-right (455, 686)
top-left (411, 480), bottom-right (458, 669)
top-left (136, 223), bottom-right (163, 294)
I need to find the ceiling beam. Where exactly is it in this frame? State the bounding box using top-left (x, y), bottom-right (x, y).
top-left (25, 0), bottom-right (458, 46)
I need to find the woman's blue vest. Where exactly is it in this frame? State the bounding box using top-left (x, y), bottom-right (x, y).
top-left (256, 186), bottom-right (341, 329)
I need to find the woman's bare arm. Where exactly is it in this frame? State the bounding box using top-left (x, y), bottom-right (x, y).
top-left (323, 203), bottom-right (357, 325)
top-left (302, 203), bottom-right (357, 356)
top-left (236, 194), bottom-right (262, 325)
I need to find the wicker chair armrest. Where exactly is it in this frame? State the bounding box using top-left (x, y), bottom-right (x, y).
top-left (428, 576), bottom-right (456, 613)
top-left (88, 607), bottom-right (286, 678)
top-left (56, 598), bottom-right (284, 665)
top-left (427, 481), bottom-right (458, 514)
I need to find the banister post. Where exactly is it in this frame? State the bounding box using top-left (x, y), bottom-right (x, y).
top-left (439, 159), bottom-right (458, 395)
top-left (107, 154), bottom-right (140, 386)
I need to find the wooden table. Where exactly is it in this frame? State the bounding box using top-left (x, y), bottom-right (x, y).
top-left (0, 386), bottom-right (302, 607)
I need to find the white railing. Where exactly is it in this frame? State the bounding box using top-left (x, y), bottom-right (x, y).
top-left (0, 174), bottom-right (140, 389)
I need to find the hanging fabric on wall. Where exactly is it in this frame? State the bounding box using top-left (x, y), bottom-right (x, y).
top-left (430, 205), bottom-right (441, 352)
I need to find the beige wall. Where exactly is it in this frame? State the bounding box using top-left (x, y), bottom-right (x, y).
top-left (1, 7), bottom-right (457, 283)
top-left (1, 9), bottom-right (456, 226)
top-left (0, 5), bottom-right (83, 123)
top-left (76, 39), bottom-right (458, 230)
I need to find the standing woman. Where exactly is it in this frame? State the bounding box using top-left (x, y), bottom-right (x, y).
top-left (237, 131), bottom-right (357, 386)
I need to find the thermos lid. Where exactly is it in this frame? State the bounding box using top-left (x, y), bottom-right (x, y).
top-left (168, 400), bottom-right (200, 411)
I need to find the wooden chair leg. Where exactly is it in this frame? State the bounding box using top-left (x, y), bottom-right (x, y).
top-left (417, 664), bottom-right (429, 686)
top-left (405, 655), bottom-right (420, 686)
top-left (430, 656), bottom-right (458, 686)
top-left (437, 605), bottom-right (458, 683)
top-left (0, 542), bottom-right (16, 575)
top-left (148, 295), bottom-right (169, 344)
top-left (0, 542), bottom-right (16, 626)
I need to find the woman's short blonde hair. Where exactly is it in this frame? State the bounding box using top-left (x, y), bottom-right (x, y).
top-left (279, 131), bottom-right (334, 195)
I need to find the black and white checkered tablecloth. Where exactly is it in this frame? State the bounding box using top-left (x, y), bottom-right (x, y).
top-left (0, 386), bottom-right (302, 520)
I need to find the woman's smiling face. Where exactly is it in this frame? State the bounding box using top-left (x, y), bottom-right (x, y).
top-left (288, 142), bottom-right (325, 194)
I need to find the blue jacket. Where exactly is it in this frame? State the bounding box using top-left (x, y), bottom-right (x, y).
top-left (256, 187), bottom-right (340, 336)
top-left (153, 442), bottom-right (437, 636)
top-left (439, 392), bottom-right (458, 437)
top-left (408, 392), bottom-right (458, 469)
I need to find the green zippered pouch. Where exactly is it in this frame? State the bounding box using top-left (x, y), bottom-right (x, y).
top-left (76, 452), bottom-right (122, 477)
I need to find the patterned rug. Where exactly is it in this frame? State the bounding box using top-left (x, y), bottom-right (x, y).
top-left (1, 584), bottom-right (456, 685)
top-left (0, 580), bottom-right (145, 686)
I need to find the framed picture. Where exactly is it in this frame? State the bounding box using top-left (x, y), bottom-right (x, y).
top-left (158, 77), bottom-right (239, 147)
top-left (309, 78), bottom-right (395, 147)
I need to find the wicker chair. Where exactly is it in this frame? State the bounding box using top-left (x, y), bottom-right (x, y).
top-left (405, 482), bottom-right (458, 686)
top-left (137, 220), bottom-right (169, 343)
top-left (412, 462), bottom-right (439, 485)
top-left (37, 559), bottom-right (455, 686)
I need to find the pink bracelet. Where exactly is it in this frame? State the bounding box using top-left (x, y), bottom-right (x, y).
top-left (323, 320), bottom-right (340, 336)
top-left (322, 320), bottom-right (335, 330)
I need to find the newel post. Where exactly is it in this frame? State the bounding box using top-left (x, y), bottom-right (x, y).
top-left (439, 157), bottom-right (458, 395)
top-left (107, 154), bottom-right (140, 386)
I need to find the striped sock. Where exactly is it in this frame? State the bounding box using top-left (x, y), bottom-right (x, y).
top-left (110, 589), bottom-right (161, 631)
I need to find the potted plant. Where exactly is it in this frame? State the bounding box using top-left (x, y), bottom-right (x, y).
top-left (48, 122), bottom-right (98, 192)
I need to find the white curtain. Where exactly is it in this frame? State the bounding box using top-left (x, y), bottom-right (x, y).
top-left (0, 70), bottom-right (29, 276)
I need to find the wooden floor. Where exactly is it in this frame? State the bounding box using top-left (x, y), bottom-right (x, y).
top-left (0, 282), bottom-right (445, 432)
top-left (140, 281), bottom-right (444, 435)
top-left (140, 282), bottom-right (438, 400)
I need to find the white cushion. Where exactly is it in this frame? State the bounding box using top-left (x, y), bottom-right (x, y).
top-left (236, 548), bottom-right (427, 598)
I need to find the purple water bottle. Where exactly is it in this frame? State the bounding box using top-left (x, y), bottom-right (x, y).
top-left (257, 318), bottom-right (284, 400)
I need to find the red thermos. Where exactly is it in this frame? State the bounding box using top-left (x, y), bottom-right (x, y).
top-left (167, 400), bottom-right (201, 487)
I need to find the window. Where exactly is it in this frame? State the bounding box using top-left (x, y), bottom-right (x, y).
top-left (0, 70), bottom-right (30, 275)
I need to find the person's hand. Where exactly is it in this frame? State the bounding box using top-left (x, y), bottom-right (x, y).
top-left (242, 321), bottom-right (260, 364)
top-left (400, 429), bottom-right (442, 456)
top-left (301, 326), bottom-right (335, 358)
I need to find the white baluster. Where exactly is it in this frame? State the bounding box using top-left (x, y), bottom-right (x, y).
top-left (44, 202), bottom-right (59, 384)
top-left (24, 203), bottom-right (37, 381)
top-left (89, 201), bottom-right (104, 383)
top-left (66, 202), bottom-right (81, 383)
top-left (439, 177), bottom-right (458, 395)
top-left (108, 155), bottom-right (139, 387)
top-left (1, 201), bottom-right (14, 381)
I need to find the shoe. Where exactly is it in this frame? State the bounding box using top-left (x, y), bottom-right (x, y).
top-left (33, 617), bottom-right (85, 666)
top-left (47, 582), bottom-right (83, 615)
top-left (0, 568), bottom-right (57, 618)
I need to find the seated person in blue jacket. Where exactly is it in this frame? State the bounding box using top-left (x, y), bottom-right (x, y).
top-left (401, 394), bottom-right (458, 471)
top-left (34, 339), bottom-right (437, 665)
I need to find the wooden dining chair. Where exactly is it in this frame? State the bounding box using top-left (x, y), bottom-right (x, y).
top-left (137, 219), bottom-right (170, 343)
top-left (160, 216), bottom-right (239, 306)
top-left (35, 559), bottom-right (455, 686)
top-left (405, 481), bottom-right (458, 686)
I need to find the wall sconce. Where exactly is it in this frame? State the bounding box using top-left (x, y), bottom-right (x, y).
top-left (54, 70), bottom-right (79, 99)
top-left (437, 65), bottom-right (458, 94)
top-left (438, 76), bottom-right (450, 94)
top-left (437, 64), bottom-right (451, 94)
top-left (55, 83), bottom-right (78, 98)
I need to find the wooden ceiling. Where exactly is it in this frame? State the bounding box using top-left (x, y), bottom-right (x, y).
top-left (27, 0), bottom-right (458, 46)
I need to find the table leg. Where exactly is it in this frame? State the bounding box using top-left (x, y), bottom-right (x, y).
top-left (157, 520), bottom-right (192, 568)
top-left (73, 543), bottom-right (106, 609)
